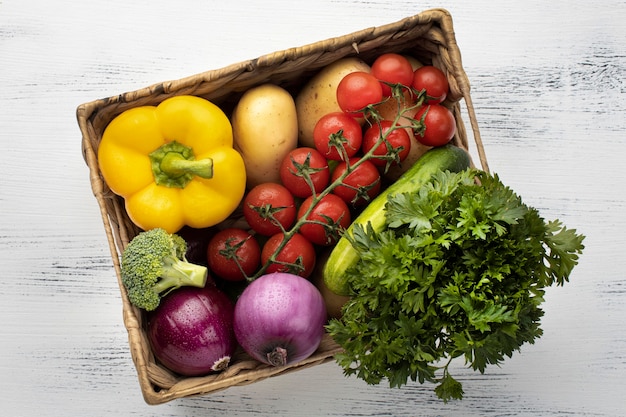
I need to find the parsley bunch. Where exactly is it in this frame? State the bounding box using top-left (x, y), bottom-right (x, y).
top-left (326, 169), bottom-right (585, 402)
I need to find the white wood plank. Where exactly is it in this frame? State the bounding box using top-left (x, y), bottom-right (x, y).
top-left (1, 0), bottom-right (625, 415)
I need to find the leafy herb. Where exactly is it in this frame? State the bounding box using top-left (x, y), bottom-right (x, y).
top-left (326, 169), bottom-right (585, 402)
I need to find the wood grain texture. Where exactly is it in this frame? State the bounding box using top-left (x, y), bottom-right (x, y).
top-left (1, 0), bottom-right (625, 415)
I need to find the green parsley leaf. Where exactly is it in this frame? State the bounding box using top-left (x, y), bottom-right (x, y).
top-left (326, 168), bottom-right (585, 401)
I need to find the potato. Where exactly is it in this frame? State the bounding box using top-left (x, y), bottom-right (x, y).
top-left (311, 249), bottom-right (349, 320)
top-left (231, 83), bottom-right (298, 188)
top-left (374, 90), bottom-right (432, 181)
top-left (295, 57), bottom-right (371, 148)
top-left (404, 54), bottom-right (423, 71)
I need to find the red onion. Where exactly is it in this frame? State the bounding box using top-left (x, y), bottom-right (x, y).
top-left (233, 272), bottom-right (327, 366)
top-left (147, 285), bottom-right (236, 376)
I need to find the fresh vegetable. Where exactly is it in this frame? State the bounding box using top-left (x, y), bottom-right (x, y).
top-left (243, 183), bottom-right (297, 236)
top-left (147, 285), bottom-right (236, 376)
top-left (362, 120), bottom-right (412, 167)
top-left (404, 55), bottom-right (423, 71)
top-left (336, 71), bottom-right (384, 118)
top-left (324, 144), bottom-right (471, 296)
top-left (371, 53), bottom-right (415, 97)
top-left (233, 272), bottom-right (327, 366)
top-left (295, 57), bottom-right (371, 147)
top-left (207, 228), bottom-right (261, 281)
top-left (279, 147), bottom-right (330, 198)
top-left (327, 169), bottom-right (585, 401)
top-left (98, 95), bottom-right (246, 233)
top-left (415, 104), bottom-right (457, 147)
top-left (311, 249), bottom-right (350, 320)
top-left (412, 65), bottom-right (450, 104)
top-left (261, 233), bottom-right (316, 278)
top-left (232, 83), bottom-right (298, 187)
top-left (373, 89), bottom-right (432, 181)
top-left (297, 194), bottom-right (351, 246)
top-left (120, 228), bottom-right (208, 311)
top-left (383, 134), bottom-right (432, 181)
top-left (330, 157), bottom-right (381, 207)
top-left (313, 111), bottom-right (363, 161)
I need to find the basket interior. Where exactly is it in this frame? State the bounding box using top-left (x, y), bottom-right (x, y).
top-left (77, 8), bottom-right (485, 405)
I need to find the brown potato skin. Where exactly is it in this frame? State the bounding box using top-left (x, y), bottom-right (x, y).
top-left (311, 249), bottom-right (350, 320)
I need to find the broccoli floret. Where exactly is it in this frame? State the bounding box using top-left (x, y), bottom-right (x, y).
top-left (121, 228), bottom-right (208, 311)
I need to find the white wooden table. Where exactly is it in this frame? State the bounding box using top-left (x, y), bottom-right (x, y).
top-left (2, 0), bottom-right (625, 415)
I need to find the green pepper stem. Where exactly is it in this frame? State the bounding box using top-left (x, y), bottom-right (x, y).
top-left (149, 141), bottom-right (213, 188)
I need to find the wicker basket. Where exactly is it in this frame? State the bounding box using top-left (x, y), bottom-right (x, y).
top-left (77, 8), bottom-right (488, 405)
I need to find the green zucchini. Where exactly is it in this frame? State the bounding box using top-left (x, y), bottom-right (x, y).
top-left (323, 144), bottom-right (471, 296)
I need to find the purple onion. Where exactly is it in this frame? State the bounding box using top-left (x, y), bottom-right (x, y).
top-left (147, 285), bottom-right (236, 376)
top-left (233, 272), bottom-right (327, 366)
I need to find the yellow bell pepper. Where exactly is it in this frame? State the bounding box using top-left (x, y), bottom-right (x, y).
top-left (98, 95), bottom-right (246, 233)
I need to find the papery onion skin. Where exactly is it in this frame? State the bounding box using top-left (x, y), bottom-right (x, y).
top-left (147, 285), bottom-right (236, 376)
top-left (233, 272), bottom-right (327, 366)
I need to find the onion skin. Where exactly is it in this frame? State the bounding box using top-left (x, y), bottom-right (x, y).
top-left (233, 272), bottom-right (327, 366)
top-left (147, 285), bottom-right (236, 376)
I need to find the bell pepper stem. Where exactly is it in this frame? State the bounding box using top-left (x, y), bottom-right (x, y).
top-left (149, 141), bottom-right (213, 188)
top-left (160, 152), bottom-right (214, 179)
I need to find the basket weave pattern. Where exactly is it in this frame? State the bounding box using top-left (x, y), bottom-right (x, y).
top-left (77, 8), bottom-right (487, 404)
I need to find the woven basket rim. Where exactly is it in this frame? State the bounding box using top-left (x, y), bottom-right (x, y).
top-left (76, 8), bottom-right (488, 405)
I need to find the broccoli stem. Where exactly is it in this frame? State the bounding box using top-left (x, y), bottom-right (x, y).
top-left (149, 141), bottom-right (213, 188)
top-left (152, 258), bottom-right (208, 295)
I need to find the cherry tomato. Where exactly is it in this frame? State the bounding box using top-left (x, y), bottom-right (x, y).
top-left (243, 183), bottom-right (296, 236)
top-left (414, 104), bottom-right (456, 147)
top-left (336, 71), bottom-right (383, 118)
top-left (261, 233), bottom-right (316, 278)
top-left (331, 157), bottom-right (382, 206)
top-left (371, 53), bottom-right (415, 97)
top-left (361, 120), bottom-right (412, 167)
top-left (297, 194), bottom-right (351, 246)
top-left (207, 228), bottom-right (261, 282)
top-left (279, 147), bottom-right (330, 198)
top-left (313, 112), bottom-right (363, 161)
top-left (412, 65), bottom-right (449, 104)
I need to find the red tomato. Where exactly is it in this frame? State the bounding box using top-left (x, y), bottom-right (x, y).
top-left (412, 65), bottom-right (449, 104)
top-left (279, 147), bottom-right (330, 198)
top-left (297, 194), bottom-right (352, 246)
top-left (361, 120), bottom-right (412, 167)
top-left (313, 112), bottom-right (363, 161)
top-left (243, 183), bottom-right (296, 236)
top-left (331, 157), bottom-right (382, 206)
top-left (414, 104), bottom-right (456, 147)
top-left (261, 233), bottom-right (316, 278)
top-left (371, 53), bottom-right (415, 97)
top-left (336, 71), bottom-right (383, 118)
top-left (207, 228), bottom-right (261, 281)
